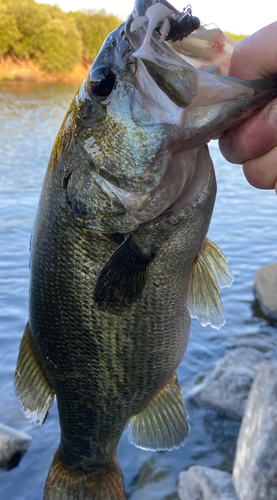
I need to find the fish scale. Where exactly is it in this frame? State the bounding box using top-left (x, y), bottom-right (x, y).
top-left (27, 159), bottom-right (213, 464)
top-left (83, 112), bottom-right (168, 189)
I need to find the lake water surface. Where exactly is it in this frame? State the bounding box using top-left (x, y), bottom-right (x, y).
top-left (0, 81), bottom-right (277, 500)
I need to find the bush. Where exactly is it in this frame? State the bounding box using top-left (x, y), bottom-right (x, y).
top-left (69, 9), bottom-right (121, 62)
top-left (37, 17), bottom-right (83, 73)
top-left (2, 0), bottom-right (52, 58)
top-left (0, 4), bottom-right (21, 57)
top-left (0, 0), bottom-right (121, 74)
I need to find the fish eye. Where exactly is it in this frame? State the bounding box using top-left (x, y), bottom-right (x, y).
top-left (89, 67), bottom-right (116, 98)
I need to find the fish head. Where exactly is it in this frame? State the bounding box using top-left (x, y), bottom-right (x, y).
top-left (58, 16), bottom-right (200, 233)
top-left (54, 0), bottom-right (277, 234)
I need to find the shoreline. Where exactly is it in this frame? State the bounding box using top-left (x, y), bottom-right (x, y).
top-left (0, 56), bottom-right (91, 85)
top-left (0, 30), bottom-right (245, 86)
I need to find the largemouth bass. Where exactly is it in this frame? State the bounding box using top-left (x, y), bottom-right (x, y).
top-left (14, 1), bottom-right (277, 498)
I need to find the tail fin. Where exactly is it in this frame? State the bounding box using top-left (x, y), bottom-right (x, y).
top-left (44, 448), bottom-right (127, 500)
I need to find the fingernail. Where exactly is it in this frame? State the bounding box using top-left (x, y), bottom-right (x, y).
top-left (268, 103), bottom-right (277, 132)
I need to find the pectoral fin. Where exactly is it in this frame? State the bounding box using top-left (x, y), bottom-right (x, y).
top-left (14, 322), bottom-right (55, 425)
top-left (188, 238), bottom-right (234, 329)
top-left (94, 235), bottom-right (155, 311)
top-left (128, 373), bottom-right (189, 451)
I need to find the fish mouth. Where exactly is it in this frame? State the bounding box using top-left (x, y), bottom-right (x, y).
top-left (125, 7), bottom-right (187, 69)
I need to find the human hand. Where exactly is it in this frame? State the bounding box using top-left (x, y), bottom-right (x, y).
top-left (219, 22), bottom-right (277, 193)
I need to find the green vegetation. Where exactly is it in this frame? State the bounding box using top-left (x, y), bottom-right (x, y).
top-left (0, 0), bottom-right (247, 78)
top-left (69, 10), bottom-right (122, 63)
top-left (0, 0), bottom-right (121, 75)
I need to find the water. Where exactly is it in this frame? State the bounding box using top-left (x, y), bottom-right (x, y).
top-left (0, 81), bottom-right (276, 500)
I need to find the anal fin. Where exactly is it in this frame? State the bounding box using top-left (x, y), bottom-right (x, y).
top-left (14, 322), bottom-right (55, 425)
top-left (188, 238), bottom-right (234, 330)
top-left (128, 373), bottom-right (189, 451)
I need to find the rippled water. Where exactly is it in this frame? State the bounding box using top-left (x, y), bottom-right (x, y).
top-left (0, 81), bottom-right (276, 500)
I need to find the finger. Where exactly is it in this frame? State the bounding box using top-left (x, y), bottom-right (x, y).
top-left (242, 145), bottom-right (277, 189)
top-left (228, 22), bottom-right (277, 79)
top-left (219, 99), bottom-right (277, 164)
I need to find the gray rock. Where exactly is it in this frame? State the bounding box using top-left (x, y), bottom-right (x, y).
top-left (178, 466), bottom-right (239, 500)
top-left (193, 347), bottom-right (267, 420)
top-left (0, 422), bottom-right (32, 470)
top-left (130, 459), bottom-right (178, 500)
top-left (233, 361), bottom-right (277, 500)
top-left (254, 263), bottom-right (277, 319)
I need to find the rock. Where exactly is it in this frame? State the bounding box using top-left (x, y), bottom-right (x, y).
top-left (193, 347), bottom-right (268, 420)
top-left (130, 459), bottom-right (178, 500)
top-left (233, 361), bottom-right (277, 500)
top-left (0, 422), bottom-right (32, 470)
top-left (254, 263), bottom-right (277, 319)
top-left (178, 466), bottom-right (239, 500)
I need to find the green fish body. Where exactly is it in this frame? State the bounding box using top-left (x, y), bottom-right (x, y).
top-left (14, 1), bottom-right (277, 498)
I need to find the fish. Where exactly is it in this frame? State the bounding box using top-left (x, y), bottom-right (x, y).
top-left (14, 0), bottom-right (277, 499)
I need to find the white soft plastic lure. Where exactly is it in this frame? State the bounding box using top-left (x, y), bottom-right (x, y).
top-left (131, 3), bottom-right (173, 59)
top-left (131, 2), bottom-right (236, 75)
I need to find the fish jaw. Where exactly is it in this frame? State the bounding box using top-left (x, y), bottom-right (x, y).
top-left (60, 10), bottom-right (213, 230)
top-left (178, 73), bottom-right (277, 147)
top-left (129, 0), bottom-right (236, 76)
top-left (128, 1), bottom-right (277, 147)
top-left (57, 0), bottom-right (277, 233)
top-left (131, 37), bottom-right (277, 147)
top-left (167, 25), bottom-right (237, 76)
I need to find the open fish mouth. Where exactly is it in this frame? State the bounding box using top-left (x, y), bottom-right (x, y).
top-left (88, 7), bottom-right (210, 223)
top-left (85, 0), bottom-right (233, 225)
top-left (73, 0), bottom-right (277, 235)
top-left (79, 2), bottom-right (204, 225)
top-left (126, 0), bottom-right (236, 77)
